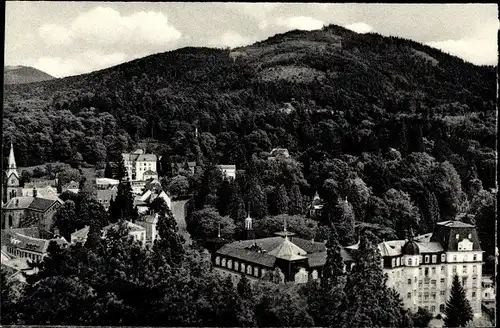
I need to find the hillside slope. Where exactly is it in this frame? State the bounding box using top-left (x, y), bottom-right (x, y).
top-left (2, 24), bottom-right (496, 171)
top-left (4, 65), bottom-right (55, 85)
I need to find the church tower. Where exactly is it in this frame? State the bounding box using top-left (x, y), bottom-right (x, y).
top-left (5, 143), bottom-right (20, 201)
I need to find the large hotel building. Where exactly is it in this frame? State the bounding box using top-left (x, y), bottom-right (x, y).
top-left (212, 217), bottom-right (485, 318)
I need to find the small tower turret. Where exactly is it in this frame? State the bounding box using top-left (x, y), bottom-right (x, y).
top-left (5, 142), bottom-right (20, 201)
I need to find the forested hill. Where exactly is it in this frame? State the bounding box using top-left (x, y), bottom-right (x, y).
top-left (3, 65), bottom-right (55, 85)
top-left (2, 24), bottom-right (496, 181)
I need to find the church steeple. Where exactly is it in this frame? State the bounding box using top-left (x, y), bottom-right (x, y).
top-left (6, 142), bottom-right (19, 179)
top-left (8, 142), bottom-right (16, 169)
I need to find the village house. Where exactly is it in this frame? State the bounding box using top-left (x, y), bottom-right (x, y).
top-left (122, 149), bottom-right (158, 182)
top-left (71, 226), bottom-right (90, 245)
top-left (95, 188), bottom-right (117, 211)
top-left (61, 180), bottom-right (79, 194)
top-left (136, 213), bottom-right (159, 246)
top-left (308, 192), bottom-right (324, 219)
top-left (102, 220), bottom-right (147, 247)
top-left (267, 148), bottom-right (290, 160)
top-left (217, 165), bottom-right (236, 179)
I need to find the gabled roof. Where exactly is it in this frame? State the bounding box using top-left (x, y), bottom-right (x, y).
top-left (63, 180), bottom-right (80, 189)
top-left (3, 197), bottom-right (34, 210)
top-left (137, 154), bottom-right (157, 162)
top-left (379, 241), bottom-right (401, 257)
top-left (122, 153), bottom-right (140, 162)
top-left (71, 226), bottom-right (90, 240)
top-left (28, 197), bottom-right (63, 212)
top-left (144, 170), bottom-right (158, 175)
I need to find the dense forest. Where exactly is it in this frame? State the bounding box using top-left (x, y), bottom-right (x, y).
top-left (1, 24), bottom-right (497, 326)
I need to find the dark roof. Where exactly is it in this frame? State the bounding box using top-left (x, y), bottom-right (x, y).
top-left (143, 170), bottom-right (157, 175)
top-left (63, 180), bottom-right (79, 189)
top-left (402, 240), bottom-right (420, 255)
top-left (430, 220), bottom-right (481, 252)
top-left (28, 197), bottom-right (62, 212)
top-left (217, 245), bottom-right (276, 267)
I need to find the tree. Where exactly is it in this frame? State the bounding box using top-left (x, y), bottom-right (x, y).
top-left (288, 184), bottom-right (304, 215)
top-left (340, 230), bottom-right (407, 328)
top-left (383, 188), bottom-right (420, 239)
top-left (411, 307), bottom-right (433, 328)
top-left (116, 157), bottom-right (127, 181)
top-left (104, 161), bottom-right (114, 178)
top-left (271, 184), bottom-right (290, 215)
top-left (334, 198), bottom-right (356, 246)
top-left (167, 175), bottom-right (190, 197)
top-left (108, 181), bottom-right (136, 223)
top-left (444, 275), bottom-right (474, 327)
top-left (186, 207), bottom-right (236, 243)
top-left (228, 180), bottom-right (246, 223)
top-left (53, 200), bottom-right (78, 240)
top-left (152, 197), bottom-right (185, 266)
top-left (420, 189), bottom-right (440, 234)
top-left (1, 267), bottom-right (22, 324)
top-left (237, 274), bottom-right (253, 300)
top-left (216, 178), bottom-right (232, 217)
top-left (345, 175), bottom-right (370, 221)
top-left (321, 224), bottom-right (345, 289)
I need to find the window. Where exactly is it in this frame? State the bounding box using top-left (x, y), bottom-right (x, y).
top-left (440, 278), bottom-right (445, 285)
top-left (419, 293), bottom-right (422, 299)
top-left (419, 268), bottom-right (422, 275)
top-left (215, 256), bottom-right (220, 265)
top-left (414, 276), bottom-right (417, 282)
top-left (247, 265), bottom-right (252, 275)
top-left (424, 292), bottom-right (429, 300)
top-left (456, 233), bottom-right (459, 240)
top-left (440, 291), bottom-right (445, 296)
top-left (425, 268), bottom-right (429, 276)
top-left (408, 258), bottom-right (412, 266)
top-left (441, 265), bottom-right (445, 272)
top-left (472, 277), bottom-right (477, 285)
top-left (473, 254), bottom-right (477, 261)
top-left (468, 233), bottom-right (472, 239)
top-left (407, 292), bottom-right (412, 299)
top-left (473, 265), bottom-right (477, 273)
top-left (396, 257), bottom-right (400, 266)
top-left (418, 280), bottom-right (422, 287)
top-left (227, 259), bottom-right (232, 269)
top-left (431, 306), bottom-right (436, 312)
top-left (440, 304), bottom-right (445, 312)
top-left (431, 279), bottom-right (436, 286)
top-left (453, 255), bottom-right (457, 262)
top-left (472, 291), bottom-right (476, 298)
top-left (463, 265), bottom-right (467, 274)
top-left (432, 292), bottom-right (436, 300)
top-left (254, 267), bottom-right (259, 277)
top-left (419, 255), bottom-right (423, 263)
top-left (432, 267), bottom-right (436, 275)
top-left (462, 277), bottom-right (467, 286)
top-left (425, 255), bottom-right (429, 263)
top-left (408, 279), bottom-right (412, 285)
top-left (392, 259), bottom-right (395, 267)
top-left (432, 255), bottom-right (437, 263)
top-left (240, 263), bottom-right (246, 273)
top-left (453, 265), bottom-right (457, 273)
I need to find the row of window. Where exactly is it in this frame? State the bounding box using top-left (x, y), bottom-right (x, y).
top-left (419, 264), bottom-right (478, 276)
top-left (215, 256), bottom-right (268, 278)
top-left (390, 253), bottom-right (480, 268)
top-left (7, 246), bottom-right (43, 262)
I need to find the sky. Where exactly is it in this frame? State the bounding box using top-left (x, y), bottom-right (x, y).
top-left (4, 2), bottom-right (499, 78)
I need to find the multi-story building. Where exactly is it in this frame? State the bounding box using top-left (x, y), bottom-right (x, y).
top-left (122, 149), bottom-right (158, 181)
top-left (212, 218), bottom-right (485, 319)
top-left (217, 165), bottom-right (236, 179)
top-left (367, 220), bottom-right (484, 318)
top-left (102, 220), bottom-right (147, 247)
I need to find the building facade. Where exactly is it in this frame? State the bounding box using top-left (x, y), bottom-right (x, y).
top-left (4, 143), bottom-right (21, 202)
top-left (122, 149), bottom-right (158, 182)
top-left (217, 165), bottom-right (236, 179)
top-left (371, 221), bottom-right (484, 318)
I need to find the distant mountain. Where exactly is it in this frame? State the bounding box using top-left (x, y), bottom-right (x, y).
top-left (4, 65), bottom-right (55, 85)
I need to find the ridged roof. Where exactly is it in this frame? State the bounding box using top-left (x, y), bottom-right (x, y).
top-left (265, 237), bottom-right (307, 261)
top-left (3, 197), bottom-right (34, 210)
top-left (437, 220), bottom-right (475, 228)
top-left (28, 197), bottom-right (62, 212)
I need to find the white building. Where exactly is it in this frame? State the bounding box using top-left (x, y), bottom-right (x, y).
top-left (217, 165), bottom-right (236, 179)
top-left (122, 149), bottom-right (158, 182)
top-left (370, 221), bottom-right (484, 318)
top-left (102, 220), bottom-right (147, 247)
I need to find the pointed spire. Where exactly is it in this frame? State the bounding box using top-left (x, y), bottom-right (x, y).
top-left (8, 142), bottom-right (16, 169)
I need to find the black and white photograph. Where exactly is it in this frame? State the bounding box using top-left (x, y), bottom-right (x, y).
top-left (1, 2), bottom-right (498, 327)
